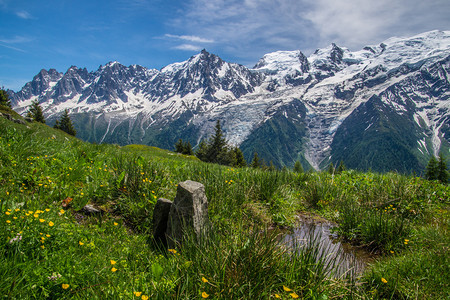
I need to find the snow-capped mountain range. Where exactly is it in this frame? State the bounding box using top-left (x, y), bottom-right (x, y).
top-left (9, 30), bottom-right (450, 172)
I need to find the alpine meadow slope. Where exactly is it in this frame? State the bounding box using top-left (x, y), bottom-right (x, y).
top-left (9, 30), bottom-right (450, 173)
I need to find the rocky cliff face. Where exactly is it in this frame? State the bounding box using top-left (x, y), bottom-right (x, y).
top-left (10, 30), bottom-right (450, 173)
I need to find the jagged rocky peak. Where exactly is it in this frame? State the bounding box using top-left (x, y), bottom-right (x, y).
top-left (161, 49), bottom-right (225, 75)
top-left (33, 68), bottom-right (63, 87)
top-left (50, 66), bottom-right (91, 102)
top-left (152, 49), bottom-right (264, 100)
top-left (11, 68), bottom-right (63, 103)
top-left (98, 61), bottom-right (131, 77)
top-left (64, 66), bottom-right (90, 79)
top-left (330, 43), bottom-right (344, 64)
top-left (309, 43), bottom-right (353, 73)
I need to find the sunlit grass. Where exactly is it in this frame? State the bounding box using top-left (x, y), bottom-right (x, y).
top-left (0, 116), bottom-right (448, 298)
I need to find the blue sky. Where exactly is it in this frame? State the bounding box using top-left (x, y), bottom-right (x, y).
top-left (1, 0), bottom-right (449, 91)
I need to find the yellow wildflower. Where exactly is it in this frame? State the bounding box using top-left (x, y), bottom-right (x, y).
top-left (275, 294), bottom-right (281, 298)
top-left (6, 220), bottom-right (11, 224)
top-left (134, 291), bottom-right (142, 297)
top-left (5, 211), bottom-right (11, 215)
top-left (201, 291), bottom-right (209, 298)
top-left (48, 221), bottom-right (54, 227)
top-left (114, 222), bottom-right (118, 226)
top-left (110, 260), bottom-right (117, 265)
top-left (141, 295), bottom-right (149, 300)
top-left (111, 267), bottom-right (117, 272)
top-left (62, 283), bottom-right (70, 289)
top-left (381, 278), bottom-right (388, 284)
top-left (290, 292), bottom-right (299, 298)
top-left (168, 249), bottom-right (177, 254)
top-left (283, 286), bottom-right (292, 292)
top-left (45, 208), bottom-right (50, 212)
top-left (60, 209), bottom-right (65, 214)
top-left (202, 277), bottom-right (208, 283)
top-left (39, 219), bottom-right (45, 223)
top-left (79, 241), bottom-right (84, 245)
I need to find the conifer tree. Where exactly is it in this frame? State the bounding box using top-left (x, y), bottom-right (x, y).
top-left (268, 161), bottom-right (277, 171)
top-left (0, 88), bottom-right (12, 108)
top-left (337, 160), bottom-right (346, 174)
top-left (27, 100), bottom-right (46, 123)
top-left (293, 161), bottom-right (303, 173)
top-left (175, 139), bottom-right (194, 155)
top-left (250, 152), bottom-right (261, 168)
top-left (194, 121), bottom-right (246, 167)
top-left (260, 158), bottom-right (268, 170)
top-left (183, 141), bottom-right (194, 155)
top-left (195, 139), bottom-right (209, 161)
top-left (437, 154), bottom-right (448, 183)
top-left (425, 156), bottom-right (439, 181)
top-left (327, 162), bottom-right (335, 174)
top-left (175, 139), bottom-right (184, 153)
top-left (206, 120), bottom-right (227, 164)
top-left (233, 147), bottom-right (247, 168)
top-left (54, 109), bottom-right (76, 136)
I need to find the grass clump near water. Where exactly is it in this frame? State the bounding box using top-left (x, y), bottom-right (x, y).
top-left (0, 116), bottom-right (449, 299)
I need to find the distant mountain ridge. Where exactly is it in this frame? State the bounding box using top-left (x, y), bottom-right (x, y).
top-left (9, 30), bottom-right (450, 173)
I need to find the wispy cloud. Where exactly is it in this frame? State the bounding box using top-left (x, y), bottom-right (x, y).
top-left (0, 35), bottom-right (32, 52)
top-left (169, 0), bottom-right (318, 61)
top-left (165, 34), bottom-right (214, 43)
top-left (0, 35), bottom-right (33, 44)
top-left (173, 44), bottom-right (202, 51)
top-left (16, 10), bottom-right (33, 19)
top-left (168, 0), bottom-right (450, 63)
top-left (0, 43), bottom-right (26, 52)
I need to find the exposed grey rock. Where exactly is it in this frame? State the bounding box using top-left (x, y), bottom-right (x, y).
top-left (13, 118), bottom-right (26, 125)
top-left (80, 204), bottom-right (103, 215)
top-left (152, 198), bottom-right (173, 246)
top-left (166, 180), bottom-right (210, 248)
top-left (0, 112), bottom-right (12, 120)
top-left (0, 112), bottom-right (26, 124)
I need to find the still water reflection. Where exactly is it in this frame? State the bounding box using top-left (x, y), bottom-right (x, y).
top-left (282, 222), bottom-right (375, 277)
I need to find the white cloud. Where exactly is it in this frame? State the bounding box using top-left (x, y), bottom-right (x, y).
top-left (165, 34), bottom-right (214, 43)
top-left (169, 0), bottom-right (320, 61)
top-left (173, 44), bottom-right (202, 51)
top-left (304, 0), bottom-right (450, 49)
top-left (0, 35), bottom-right (33, 44)
top-left (168, 0), bottom-right (450, 63)
top-left (16, 10), bottom-right (33, 19)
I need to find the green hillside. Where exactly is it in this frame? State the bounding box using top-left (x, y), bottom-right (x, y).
top-left (0, 109), bottom-right (448, 299)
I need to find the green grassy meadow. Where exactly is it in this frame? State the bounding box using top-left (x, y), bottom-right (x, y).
top-left (0, 110), bottom-right (448, 299)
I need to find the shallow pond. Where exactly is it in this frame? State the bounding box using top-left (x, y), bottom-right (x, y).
top-left (281, 217), bottom-right (375, 278)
